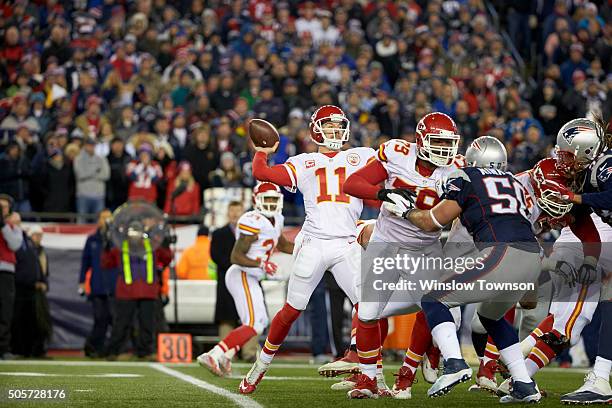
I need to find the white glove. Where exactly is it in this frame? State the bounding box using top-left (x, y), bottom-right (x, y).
top-left (383, 192), bottom-right (415, 218)
top-left (577, 256), bottom-right (599, 286)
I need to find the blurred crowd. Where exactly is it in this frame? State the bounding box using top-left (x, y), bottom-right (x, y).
top-left (0, 0), bottom-right (610, 218)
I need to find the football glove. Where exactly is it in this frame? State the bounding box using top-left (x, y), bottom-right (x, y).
top-left (382, 192), bottom-right (416, 218)
top-left (553, 260), bottom-right (578, 288)
top-left (577, 256), bottom-right (599, 286)
top-left (260, 260), bottom-right (278, 276)
top-left (377, 188), bottom-right (416, 203)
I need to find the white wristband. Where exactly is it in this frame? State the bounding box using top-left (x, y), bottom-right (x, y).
top-left (429, 209), bottom-right (444, 229)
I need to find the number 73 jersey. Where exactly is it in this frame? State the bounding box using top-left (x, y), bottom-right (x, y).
top-left (283, 147), bottom-right (376, 240)
top-left (376, 140), bottom-right (463, 245)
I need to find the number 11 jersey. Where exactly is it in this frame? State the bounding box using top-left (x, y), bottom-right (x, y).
top-left (283, 147), bottom-right (376, 240)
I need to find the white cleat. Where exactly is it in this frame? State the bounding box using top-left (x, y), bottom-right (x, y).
top-left (197, 352), bottom-right (224, 377)
top-left (238, 358), bottom-right (269, 394)
top-left (427, 358), bottom-right (472, 398)
top-left (218, 355), bottom-right (232, 377)
top-left (377, 374), bottom-right (393, 397)
top-left (560, 371), bottom-right (612, 405)
top-left (330, 374), bottom-right (358, 391)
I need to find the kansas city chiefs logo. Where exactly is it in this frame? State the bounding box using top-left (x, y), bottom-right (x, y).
top-left (562, 126), bottom-right (595, 144)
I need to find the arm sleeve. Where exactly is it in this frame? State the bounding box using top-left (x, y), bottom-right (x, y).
top-left (252, 151), bottom-right (293, 187)
top-left (98, 157), bottom-right (110, 182)
top-left (570, 209), bottom-right (601, 259)
top-left (581, 189), bottom-right (612, 210)
top-left (343, 159), bottom-right (389, 200)
top-left (1, 224), bottom-right (23, 251)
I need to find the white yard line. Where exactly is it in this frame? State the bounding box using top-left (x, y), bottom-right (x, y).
top-left (150, 363), bottom-right (263, 408)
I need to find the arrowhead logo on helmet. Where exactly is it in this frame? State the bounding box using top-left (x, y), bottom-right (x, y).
top-left (530, 158), bottom-right (573, 219)
top-left (415, 112), bottom-right (461, 167)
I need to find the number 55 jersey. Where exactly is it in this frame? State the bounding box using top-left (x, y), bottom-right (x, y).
top-left (283, 147), bottom-right (376, 240)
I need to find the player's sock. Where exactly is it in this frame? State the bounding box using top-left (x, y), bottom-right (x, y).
top-left (500, 343), bottom-right (531, 383)
top-left (471, 331), bottom-right (488, 359)
top-left (209, 345), bottom-right (225, 360)
top-left (356, 319), bottom-right (380, 379)
top-left (379, 317), bottom-right (389, 345)
top-left (350, 310), bottom-right (358, 349)
top-left (260, 303), bottom-right (301, 364)
top-left (598, 301), bottom-right (612, 364)
top-left (483, 338), bottom-right (500, 365)
top-left (225, 347), bottom-right (238, 360)
top-left (376, 357), bottom-right (384, 377)
top-left (219, 325), bottom-right (257, 356)
top-left (422, 297), bottom-right (461, 360)
top-left (522, 314), bottom-right (554, 357)
top-left (525, 338), bottom-right (558, 377)
top-left (593, 356), bottom-right (612, 380)
top-left (402, 311), bottom-right (431, 373)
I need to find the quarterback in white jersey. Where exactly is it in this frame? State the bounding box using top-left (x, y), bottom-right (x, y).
top-left (240, 105), bottom-right (377, 394)
top-left (197, 183), bottom-right (294, 378)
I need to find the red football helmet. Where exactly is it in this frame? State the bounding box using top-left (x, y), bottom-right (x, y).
top-left (530, 158), bottom-right (573, 219)
top-left (415, 112), bottom-right (460, 167)
top-left (253, 182), bottom-right (283, 218)
top-left (309, 105), bottom-right (350, 151)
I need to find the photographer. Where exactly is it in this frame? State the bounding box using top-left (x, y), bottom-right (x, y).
top-left (101, 220), bottom-right (172, 360)
top-left (79, 209), bottom-right (117, 358)
top-left (0, 194), bottom-right (23, 360)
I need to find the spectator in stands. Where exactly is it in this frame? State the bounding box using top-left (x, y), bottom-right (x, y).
top-left (41, 149), bottom-right (75, 213)
top-left (0, 141), bottom-right (31, 213)
top-left (560, 43), bottom-right (589, 87)
top-left (176, 226), bottom-right (212, 280)
top-left (74, 139), bottom-right (110, 219)
top-left (114, 106), bottom-right (139, 141)
top-left (28, 225), bottom-right (50, 356)
top-left (126, 144), bottom-right (163, 204)
top-left (153, 142), bottom-right (177, 211)
top-left (210, 152), bottom-right (243, 188)
top-left (0, 95), bottom-right (40, 143)
top-left (11, 219), bottom-right (49, 358)
top-left (183, 125), bottom-right (219, 194)
top-left (106, 138), bottom-right (131, 211)
top-left (0, 194), bottom-right (23, 360)
top-left (164, 162), bottom-right (201, 217)
top-left (211, 201), bottom-right (258, 361)
top-left (79, 209), bottom-right (117, 358)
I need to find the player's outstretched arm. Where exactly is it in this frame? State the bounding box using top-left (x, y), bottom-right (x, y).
top-left (343, 159), bottom-right (388, 200)
top-left (277, 234), bottom-right (295, 254)
top-left (230, 233), bottom-right (261, 268)
top-left (405, 200), bottom-right (462, 232)
top-left (570, 208), bottom-right (602, 260)
top-left (252, 147), bottom-right (293, 187)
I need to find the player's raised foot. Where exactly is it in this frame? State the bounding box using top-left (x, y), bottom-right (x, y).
top-left (423, 346), bottom-right (440, 384)
top-left (560, 371), bottom-right (612, 405)
top-left (197, 352), bottom-right (225, 377)
top-left (331, 373), bottom-right (359, 391)
top-left (318, 349), bottom-right (360, 377)
top-left (427, 358), bottom-right (472, 398)
top-left (238, 358), bottom-right (269, 394)
top-left (499, 381), bottom-right (541, 404)
top-left (392, 366), bottom-right (417, 399)
top-left (377, 373), bottom-right (393, 397)
top-left (347, 374), bottom-right (379, 399)
top-left (475, 360), bottom-right (499, 394)
top-left (218, 355), bottom-right (232, 377)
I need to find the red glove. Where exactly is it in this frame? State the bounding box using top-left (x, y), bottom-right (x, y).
top-left (260, 260), bottom-right (278, 276)
top-left (541, 179), bottom-right (575, 202)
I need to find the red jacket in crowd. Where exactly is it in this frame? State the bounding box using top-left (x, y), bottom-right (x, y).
top-left (126, 160), bottom-right (163, 203)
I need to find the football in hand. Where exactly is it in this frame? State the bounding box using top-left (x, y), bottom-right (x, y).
top-left (249, 118), bottom-right (279, 148)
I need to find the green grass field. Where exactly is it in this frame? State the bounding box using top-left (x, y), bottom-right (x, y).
top-left (0, 359), bottom-right (589, 407)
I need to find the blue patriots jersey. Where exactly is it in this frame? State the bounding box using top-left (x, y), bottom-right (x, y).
top-left (442, 167), bottom-right (537, 245)
top-left (582, 148), bottom-right (612, 225)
